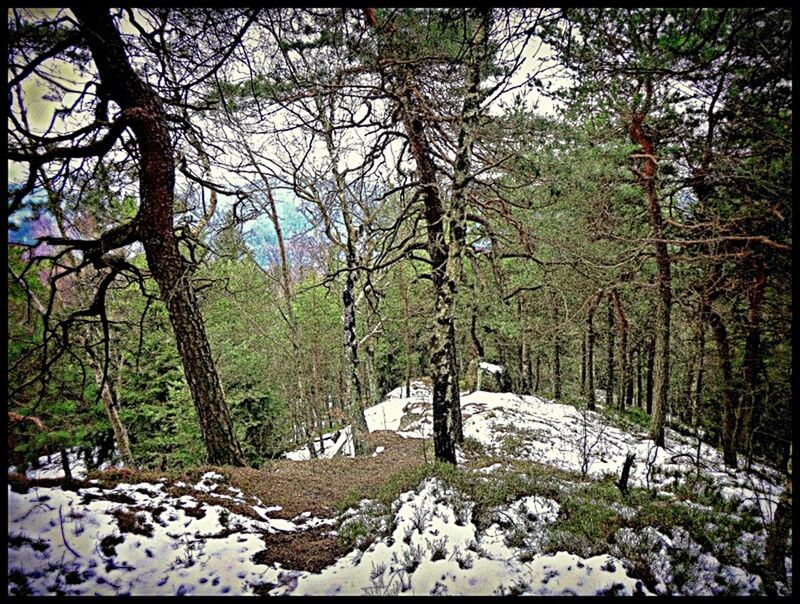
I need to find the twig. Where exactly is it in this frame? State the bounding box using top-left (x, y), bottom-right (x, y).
top-left (58, 505), bottom-right (81, 558)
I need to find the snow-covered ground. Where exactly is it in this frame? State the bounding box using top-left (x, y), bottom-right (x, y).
top-left (8, 382), bottom-right (792, 596)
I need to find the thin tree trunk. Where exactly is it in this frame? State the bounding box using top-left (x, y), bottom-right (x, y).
top-left (311, 97), bottom-right (371, 452)
top-left (520, 298), bottom-right (532, 395)
top-left (611, 289), bottom-right (629, 411)
top-left (738, 261), bottom-right (767, 455)
top-left (704, 303), bottom-right (738, 468)
top-left (692, 319), bottom-right (706, 428)
top-left (636, 344), bottom-right (643, 408)
top-left (629, 108), bottom-right (671, 447)
top-left (646, 335), bottom-right (655, 415)
top-left (551, 293), bottom-right (562, 400)
top-left (534, 354), bottom-right (541, 394)
top-left (586, 290), bottom-right (600, 410)
top-left (606, 294), bottom-right (615, 409)
top-left (580, 335), bottom-right (587, 398)
top-left (85, 340), bottom-right (134, 467)
top-left (399, 92), bottom-right (456, 463)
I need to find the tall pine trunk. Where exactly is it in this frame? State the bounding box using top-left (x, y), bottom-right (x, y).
top-left (75, 9), bottom-right (244, 466)
top-left (629, 110), bottom-right (671, 447)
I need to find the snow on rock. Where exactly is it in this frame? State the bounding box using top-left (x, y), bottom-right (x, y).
top-left (478, 361), bottom-right (504, 375)
top-left (365, 381), bottom-right (431, 433)
top-left (270, 478), bottom-right (648, 596)
top-left (284, 426), bottom-right (354, 460)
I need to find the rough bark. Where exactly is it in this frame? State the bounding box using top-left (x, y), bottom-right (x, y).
top-left (610, 289), bottom-right (629, 411)
top-left (75, 9), bottom-right (244, 466)
top-left (692, 320), bottom-right (706, 428)
top-left (635, 344), bottom-right (643, 408)
top-left (606, 294), bottom-right (615, 409)
top-left (520, 298), bottom-right (532, 395)
top-left (704, 304), bottom-right (738, 468)
top-left (737, 261), bottom-right (767, 455)
top-left (763, 448), bottom-right (792, 596)
top-left (629, 111), bottom-right (671, 447)
top-left (551, 295), bottom-right (562, 400)
top-left (646, 335), bottom-right (655, 415)
top-left (316, 97), bottom-right (370, 452)
top-left (393, 11), bottom-right (489, 462)
top-left (586, 290), bottom-right (600, 410)
top-left (580, 336), bottom-right (587, 399)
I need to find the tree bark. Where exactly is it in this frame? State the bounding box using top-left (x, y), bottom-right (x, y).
top-left (83, 337), bottom-right (134, 467)
top-left (393, 11), bottom-right (489, 462)
top-left (606, 294), bottom-right (615, 409)
top-left (646, 335), bottom-right (655, 415)
top-left (737, 261), bottom-right (767, 456)
top-left (551, 294), bottom-right (562, 400)
top-left (533, 354), bottom-right (541, 394)
top-left (317, 96), bottom-right (370, 452)
top-left (629, 110), bottom-right (671, 447)
top-left (580, 335), bottom-right (587, 398)
top-left (75, 9), bottom-right (245, 466)
top-left (704, 303), bottom-right (738, 468)
top-left (586, 290), bottom-right (600, 410)
top-left (611, 289), bottom-right (629, 411)
top-left (399, 92), bottom-right (457, 463)
top-left (763, 448), bottom-right (792, 596)
top-left (636, 344), bottom-right (642, 408)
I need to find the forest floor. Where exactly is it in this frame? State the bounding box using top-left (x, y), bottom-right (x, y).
top-left (7, 383), bottom-right (793, 596)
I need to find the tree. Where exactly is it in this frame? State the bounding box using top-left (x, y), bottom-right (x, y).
top-left (9, 9), bottom-right (247, 465)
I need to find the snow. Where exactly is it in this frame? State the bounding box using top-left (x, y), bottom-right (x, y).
top-left (272, 479), bottom-right (647, 596)
top-left (478, 361), bottom-right (504, 375)
top-left (7, 383), bottom-right (790, 596)
top-left (284, 426), bottom-right (354, 460)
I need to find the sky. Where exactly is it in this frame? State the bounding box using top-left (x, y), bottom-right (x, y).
top-left (8, 8), bottom-right (566, 266)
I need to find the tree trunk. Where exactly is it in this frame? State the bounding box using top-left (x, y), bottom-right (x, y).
top-left (737, 261), bottom-right (767, 456)
top-left (85, 341), bottom-right (134, 467)
top-left (447, 321), bottom-right (463, 443)
top-left (606, 294), bottom-right (615, 409)
top-left (580, 335), bottom-right (587, 398)
top-left (317, 97), bottom-right (370, 453)
top-left (763, 448), bottom-right (792, 596)
top-left (534, 354), bottom-right (541, 393)
top-left (342, 260), bottom-right (369, 451)
top-left (399, 92), bottom-right (456, 464)
top-left (394, 12), bottom-right (489, 461)
top-left (611, 289), bottom-right (629, 411)
top-left (629, 110), bottom-right (671, 447)
top-left (520, 298), bottom-right (532, 395)
top-left (586, 291), bottom-right (600, 410)
top-left (704, 304), bottom-right (738, 468)
top-left (692, 319), bottom-right (706, 428)
top-left (75, 9), bottom-right (245, 466)
top-left (646, 335), bottom-right (655, 415)
top-left (636, 344), bottom-right (643, 408)
top-left (551, 293), bottom-right (562, 400)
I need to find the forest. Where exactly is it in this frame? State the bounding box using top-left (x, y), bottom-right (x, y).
top-left (7, 7), bottom-right (793, 597)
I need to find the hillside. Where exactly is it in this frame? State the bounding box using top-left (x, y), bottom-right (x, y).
top-left (7, 383), bottom-right (791, 596)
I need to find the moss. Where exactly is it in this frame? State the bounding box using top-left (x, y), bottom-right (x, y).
top-left (544, 494), bottom-right (623, 557)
